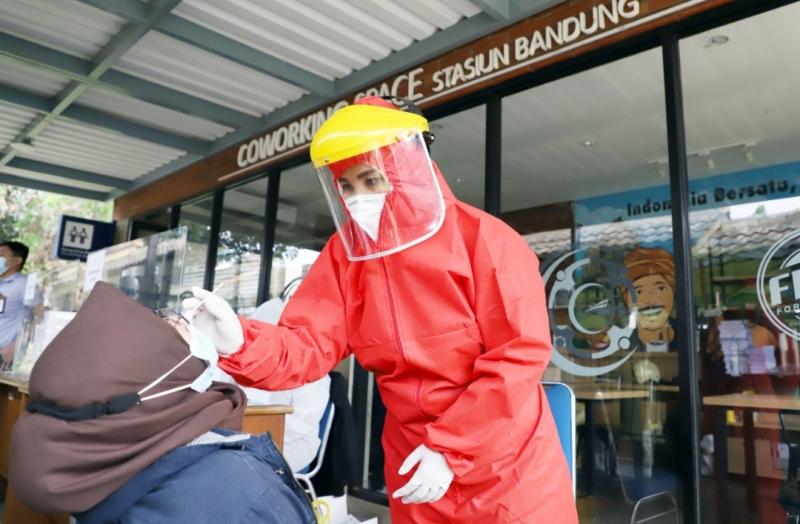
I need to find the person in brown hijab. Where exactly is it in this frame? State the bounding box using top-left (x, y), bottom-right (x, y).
top-left (10, 282), bottom-right (315, 524)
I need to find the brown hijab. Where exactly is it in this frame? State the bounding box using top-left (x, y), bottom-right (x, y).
top-left (10, 282), bottom-right (246, 513)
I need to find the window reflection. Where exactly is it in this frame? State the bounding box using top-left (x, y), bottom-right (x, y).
top-left (271, 164), bottom-right (335, 298)
top-left (502, 48), bottom-right (678, 522)
top-left (215, 177), bottom-right (269, 316)
top-left (430, 105), bottom-right (486, 208)
top-left (682, 4), bottom-right (800, 522)
top-left (178, 195), bottom-right (214, 296)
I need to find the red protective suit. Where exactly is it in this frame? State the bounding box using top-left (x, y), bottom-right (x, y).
top-left (220, 171), bottom-right (577, 523)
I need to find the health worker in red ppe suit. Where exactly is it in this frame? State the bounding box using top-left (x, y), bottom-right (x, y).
top-left (186, 97), bottom-right (578, 523)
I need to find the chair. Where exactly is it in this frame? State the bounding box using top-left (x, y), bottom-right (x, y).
top-left (294, 400), bottom-right (335, 501)
top-left (598, 400), bottom-right (680, 524)
top-left (778, 411), bottom-right (800, 523)
top-left (620, 470), bottom-right (680, 524)
top-left (543, 382), bottom-right (577, 497)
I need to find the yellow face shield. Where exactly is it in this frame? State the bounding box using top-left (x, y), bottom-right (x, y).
top-left (311, 104), bottom-right (444, 261)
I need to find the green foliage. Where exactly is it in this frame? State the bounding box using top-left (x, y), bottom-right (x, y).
top-left (218, 228), bottom-right (261, 260)
top-left (0, 185), bottom-right (113, 274)
top-left (273, 242), bottom-right (300, 261)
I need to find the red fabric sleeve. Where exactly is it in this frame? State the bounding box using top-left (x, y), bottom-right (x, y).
top-left (422, 221), bottom-right (552, 478)
top-left (219, 241), bottom-right (351, 391)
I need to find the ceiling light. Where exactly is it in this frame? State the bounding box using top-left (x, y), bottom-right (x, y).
top-left (708, 35), bottom-right (729, 46)
top-left (705, 157), bottom-right (715, 170)
top-left (455, 178), bottom-right (464, 184)
top-left (581, 139), bottom-right (597, 147)
top-left (9, 138), bottom-right (36, 155)
top-left (705, 35), bottom-right (730, 47)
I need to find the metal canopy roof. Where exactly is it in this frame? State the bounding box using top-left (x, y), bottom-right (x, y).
top-left (0, 0), bottom-right (558, 201)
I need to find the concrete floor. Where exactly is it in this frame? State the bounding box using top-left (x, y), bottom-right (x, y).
top-left (348, 496), bottom-right (391, 524)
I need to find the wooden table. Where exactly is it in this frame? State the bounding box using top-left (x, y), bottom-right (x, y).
top-left (622, 384), bottom-right (680, 394)
top-left (568, 385), bottom-right (648, 495)
top-left (0, 374), bottom-right (292, 524)
top-left (242, 404), bottom-right (293, 445)
top-left (702, 393), bottom-right (800, 517)
top-left (0, 377), bottom-right (68, 524)
top-left (571, 387), bottom-right (650, 401)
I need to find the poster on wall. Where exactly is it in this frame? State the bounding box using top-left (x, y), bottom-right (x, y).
top-left (553, 161), bottom-right (800, 378)
top-left (574, 161), bottom-right (800, 227)
top-left (542, 245), bottom-right (677, 377)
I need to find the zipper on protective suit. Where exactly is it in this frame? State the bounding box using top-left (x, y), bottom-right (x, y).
top-left (380, 257), bottom-right (426, 416)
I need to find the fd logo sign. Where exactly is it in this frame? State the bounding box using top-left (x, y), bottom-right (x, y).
top-left (542, 249), bottom-right (639, 377)
top-left (757, 230), bottom-right (800, 340)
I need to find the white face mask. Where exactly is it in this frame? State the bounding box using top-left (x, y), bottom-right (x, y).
top-left (0, 257), bottom-right (8, 275)
top-left (345, 193), bottom-right (387, 241)
top-left (137, 323), bottom-right (219, 401)
top-left (187, 324), bottom-right (218, 392)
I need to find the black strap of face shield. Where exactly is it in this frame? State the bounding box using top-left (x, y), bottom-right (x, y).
top-left (379, 96), bottom-right (435, 150)
top-left (26, 393), bottom-right (141, 421)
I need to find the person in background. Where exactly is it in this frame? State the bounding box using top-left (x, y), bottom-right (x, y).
top-left (0, 241), bottom-right (30, 370)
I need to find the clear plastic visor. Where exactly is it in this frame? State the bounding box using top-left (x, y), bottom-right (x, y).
top-left (316, 133), bottom-right (445, 261)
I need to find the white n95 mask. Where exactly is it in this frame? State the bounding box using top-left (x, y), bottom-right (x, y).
top-left (187, 323), bottom-right (219, 392)
top-left (137, 323), bottom-right (220, 402)
top-left (345, 193), bottom-right (386, 242)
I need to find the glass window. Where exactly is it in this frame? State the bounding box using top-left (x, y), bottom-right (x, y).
top-left (98, 227), bottom-right (188, 310)
top-left (502, 49), bottom-right (681, 522)
top-left (351, 364), bottom-right (388, 498)
top-left (214, 177), bottom-right (269, 316)
top-left (271, 164), bottom-right (335, 299)
top-left (681, 5), bottom-right (800, 522)
top-left (430, 104), bottom-right (486, 208)
top-left (130, 207), bottom-right (172, 240)
top-left (178, 194), bottom-right (214, 297)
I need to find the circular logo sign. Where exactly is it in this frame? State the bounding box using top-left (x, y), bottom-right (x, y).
top-left (757, 229), bottom-right (800, 340)
top-left (542, 249), bottom-right (639, 377)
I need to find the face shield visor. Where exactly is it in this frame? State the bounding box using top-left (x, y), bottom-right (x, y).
top-left (313, 109), bottom-right (445, 261)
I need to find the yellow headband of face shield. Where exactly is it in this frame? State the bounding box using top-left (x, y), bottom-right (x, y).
top-left (310, 104), bottom-right (429, 168)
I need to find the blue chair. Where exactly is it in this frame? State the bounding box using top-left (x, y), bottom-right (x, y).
top-left (294, 400), bottom-right (335, 501)
top-left (597, 398), bottom-right (680, 524)
top-left (543, 381), bottom-right (576, 497)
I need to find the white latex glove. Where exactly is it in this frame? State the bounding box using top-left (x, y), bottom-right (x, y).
top-left (392, 444), bottom-right (454, 504)
top-left (181, 286), bottom-right (244, 356)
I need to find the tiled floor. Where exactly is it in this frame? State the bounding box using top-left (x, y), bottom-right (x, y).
top-left (576, 485), bottom-right (682, 523)
top-left (573, 474), bottom-right (795, 523)
top-left (702, 476), bottom-right (790, 524)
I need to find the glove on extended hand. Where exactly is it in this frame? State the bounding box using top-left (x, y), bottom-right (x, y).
top-left (182, 287), bottom-right (244, 356)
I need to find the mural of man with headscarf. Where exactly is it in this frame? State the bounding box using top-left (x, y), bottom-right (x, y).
top-left (623, 247), bottom-right (676, 350)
